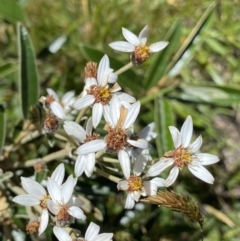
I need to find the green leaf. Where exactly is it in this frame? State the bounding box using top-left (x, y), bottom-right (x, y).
top-left (175, 84), bottom-right (240, 106)
top-left (0, 63), bottom-right (17, 78)
top-left (143, 19), bottom-right (182, 90)
top-left (18, 23), bottom-right (39, 119)
top-left (79, 44), bottom-right (142, 93)
top-left (154, 98), bottom-right (174, 157)
top-left (0, 0), bottom-right (26, 23)
top-left (166, 2), bottom-right (216, 77)
top-left (0, 104), bottom-right (6, 156)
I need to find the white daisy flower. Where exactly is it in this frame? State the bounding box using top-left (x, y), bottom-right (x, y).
top-left (109, 25), bottom-right (168, 65)
top-left (118, 153), bottom-right (165, 209)
top-left (103, 95), bottom-right (148, 179)
top-left (63, 118), bottom-right (106, 177)
top-left (148, 115), bottom-right (219, 186)
top-left (53, 222), bottom-right (113, 241)
top-left (128, 122), bottom-right (157, 162)
top-left (76, 95), bottom-right (147, 179)
top-left (39, 96), bottom-right (65, 121)
top-left (46, 88), bottom-right (75, 114)
top-left (12, 163), bottom-right (65, 235)
top-left (73, 54), bottom-right (119, 128)
top-left (47, 175), bottom-right (86, 226)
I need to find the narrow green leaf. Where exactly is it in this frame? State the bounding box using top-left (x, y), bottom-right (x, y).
top-left (143, 19), bottom-right (182, 90)
top-left (79, 44), bottom-right (142, 93)
top-left (0, 104), bottom-right (6, 155)
top-left (18, 23), bottom-right (39, 119)
top-left (0, 0), bottom-right (26, 23)
top-left (166, 2), bottom-right (216, 77)
top-left (172, 84), bottom-right (240, 106)
top-left (205, 38), bottom-right (228, 55)
top-left (0, 63), bottom-right (17, 78)
top-left (154, 98), bottom-right (174, 157)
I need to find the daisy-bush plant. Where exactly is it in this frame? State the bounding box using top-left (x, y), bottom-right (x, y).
top-left (1, 23), bottom-right (220, 241)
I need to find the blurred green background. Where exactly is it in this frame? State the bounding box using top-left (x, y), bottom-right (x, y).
top-left (1, 0), bottom-right (240, 240)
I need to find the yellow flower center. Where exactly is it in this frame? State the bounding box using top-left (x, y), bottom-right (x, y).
top-left (128, 175), bottom-right (143, 192)
top-left (57, 204), bottom-right (70, 222)
top-left (88, 85), bottom-right (112, 105)
top-left (165, 147), bottom-right (192, 168)
top-left (132, 45), bottom-right (150, 65)
top-left (105, 127), bottom-right (128, 152)
top-left (40, 194), bottom-right (51, 209)
top-left (26, 220), bottom-right (40, 234)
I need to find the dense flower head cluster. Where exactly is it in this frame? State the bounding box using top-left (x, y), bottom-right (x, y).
top-left (12, 25), bottom-right (219, 240)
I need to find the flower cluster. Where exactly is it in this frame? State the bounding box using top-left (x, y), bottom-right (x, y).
top-left (12, 25), bottom-right (219, 240)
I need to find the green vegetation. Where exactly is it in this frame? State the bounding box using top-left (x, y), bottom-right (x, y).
top-left (0, 0), bottom-right (240, 240)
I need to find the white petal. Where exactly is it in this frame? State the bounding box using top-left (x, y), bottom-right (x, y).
top-left (85, 153), bottom-right (96, 177)
top-left (73, 95), bottom-right (95, 110)
top-left (62, 90), bottom-right (75, 105)
top-left (123, 101), bottom-right (140, 129)
top-left (122, 27), bottom-right (140, 46)
top-left (47, 200), bottom-right (59, 215)
top-left (127, 139), bottom-right (148, 149)
top-left (133, 154), bottom-right (145, 175)
top-left (117, 180), bottom-right (129, 191)
top-left (95, 233), bottom-right (113, 241)
top-left (150, 177), bottom-right (166, 187)
top-left (39, 209), bottom-right (49, 235)
top-left (139, 122), bottom-right (156, 140)
top-left (76, 139), bottom-right (106, 155)
top-left (51, 101), bottom-right (65, 119)
top-left (51, 163), bottom-right (65, 186)
top-left (117, 92), bottom-right (136, 103)
top-left (109, 41), bottom-right (135, 52)
top-left (138, 25), bottom-right (148, 44)
top-left (189, 135), bottom-right (202, 153)
top-left (147, 159), bottom-right (174, 177)
top-left (46, 88), bottom-right (59, 101)
top-left (164, 166), bottom-right (179, 187)
top-left (97, 55), bottom-right (110, 86)
top-left (149, 41), bottom-right (169, 52)
top-left (145, 177), bottom-right (165, 195)
top-left (188, 165), bottom-right (214, 184)
top-left (110, 95), bottom-right (120, 126)
top-left (124, 193), bottom-right (135, 209)
top-left (103, 105), bottom-right (111, 124)
top-left (12, 195), bottom-right (39, 206)
top-left (47, 178), bottom-right (61, 204)
top-left (21, 177), bottom-right (46, 199)
top-left (74, 155), bottom-right (86, 177)
top-left (196, 153), bottom-right (219, 165)
top-left (63, 121), bottom-right (86, 143)
top-left (85, 222), bottom-right (100, 240)
top-left (61, 175), bottom-right (75, 204)
top-left (131, 191), bottom-right (140, 201)
top-left (53, 226), bottom-right (71, 241)
top-left (108, 72), bottom-right (118, 84)
top-left (68, 206), bottom-right (86, 220)
top-left (180, 115), bottom-right (193, 147)
top-left (92, 103), bottom-right (103, 128)
top-left (86, 117), bottom-right (93, 136)
top-left (168, 126), bottom-right (181, 149)
top-left (118, 150), bottom-right (130, 179)
top-left (85, 77), bottom-right (97, 87)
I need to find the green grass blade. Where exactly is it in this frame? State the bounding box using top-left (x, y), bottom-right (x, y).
top-left (18, 23), bottom-right (39, 119)
top-left (0, 104), bottom-right (6, 156)
top-left (0, 0), bottom-right (26, 23)
top-left (167, 2), bottom-right (216, 77)
top-left (154, 98), bottom-right (174, 157)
